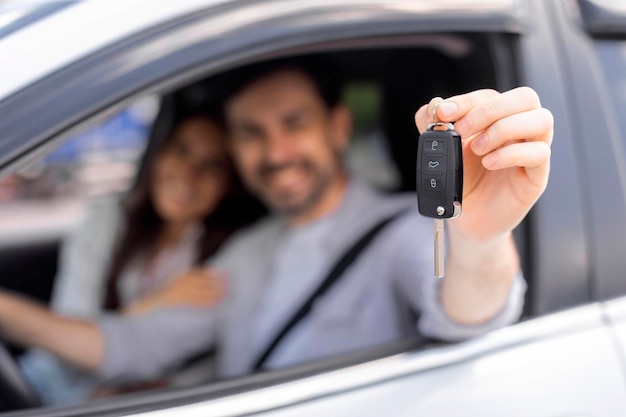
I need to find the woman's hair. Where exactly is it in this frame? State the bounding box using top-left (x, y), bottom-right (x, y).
top-left (103, 112), bottom-right (264, 310)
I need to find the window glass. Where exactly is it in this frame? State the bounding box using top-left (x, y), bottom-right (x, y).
top-left (0, 97), bottom-right (158, 243)
top-left (0, 96), bottom-right (158, 321)
top-left (0, 97), bottom-right (157, 203)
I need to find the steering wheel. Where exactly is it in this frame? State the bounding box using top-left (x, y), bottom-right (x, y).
top-left (0, 342), bottom-right (41, 410)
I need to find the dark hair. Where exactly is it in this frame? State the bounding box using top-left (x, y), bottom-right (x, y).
top-left (222, 55), bottom-right (344, 111)
top-left (103, 113), bottom-right (265, 310)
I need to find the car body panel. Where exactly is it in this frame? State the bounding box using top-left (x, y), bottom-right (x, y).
top-left (0, 1), bottom-right (77, 41)
top-left (124, 304), bottom-right (626, 417)
top-left (0, 0), bottom-right (224, 99)
top-left (251, 327), bottom-right (626, 417)
top-left (602, 297), bottom-right (626, 373)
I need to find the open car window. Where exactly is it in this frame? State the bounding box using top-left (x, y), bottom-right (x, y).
top-left (0, 97), bottom-right (156, 203)
top-left (0, 97), bottom-right (157, 308)
top-left (0, 39), bottom-right (524, 413)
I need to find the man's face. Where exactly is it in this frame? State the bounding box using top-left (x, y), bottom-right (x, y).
top-left (226, 70), bottom-right (350, 219)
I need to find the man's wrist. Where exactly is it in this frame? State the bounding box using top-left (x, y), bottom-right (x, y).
top-left (447, 227), bottom-right (516, 272)
top-left (441, 230), bottom-right (520, 324)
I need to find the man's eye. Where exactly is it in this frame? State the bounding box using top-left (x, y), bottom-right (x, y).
top-left (286, 117), bottom-right (306, 131)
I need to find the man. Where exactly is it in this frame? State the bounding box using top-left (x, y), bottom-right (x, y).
top-left (0, 57), bottom-right (552, 387)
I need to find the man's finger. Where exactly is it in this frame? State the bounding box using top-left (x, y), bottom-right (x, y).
top-left (414, 96), bottom-right (442, 133)
top-left (468, 108), bottom-right (554, 156)
top-left (451, 87), bottom-right (541, 138)
top-left (481, 141), bottom-right (551, 189)
top-left (415, 89), bottom-right (500, 133)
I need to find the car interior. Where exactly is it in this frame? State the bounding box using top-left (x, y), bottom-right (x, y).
top-left (0, 33), bottom-right (532, 412)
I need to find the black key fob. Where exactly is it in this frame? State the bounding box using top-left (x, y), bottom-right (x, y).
top-left (416, 122), bottom-right (463, 219)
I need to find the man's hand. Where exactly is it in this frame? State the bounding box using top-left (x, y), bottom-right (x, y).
top-left (415, 87), bottom-right (553, 243)
top-left (124, 269), bottom-right (228, 316)
top-left (414, 87), bottom-right (553, 325)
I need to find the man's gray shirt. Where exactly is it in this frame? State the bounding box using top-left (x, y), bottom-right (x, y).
top-left (98, 180), bottom-right (526, 382)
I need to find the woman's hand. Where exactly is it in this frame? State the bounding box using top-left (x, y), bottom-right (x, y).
top-left (124, 268), bottom-right (227, 316)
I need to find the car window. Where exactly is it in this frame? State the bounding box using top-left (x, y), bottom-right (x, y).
top-left (0, 98), bottom-right (156, 203)
top-left (0, 97), bottom-right (157, 302)
top-left (0, 36), bottom-right (526, 416)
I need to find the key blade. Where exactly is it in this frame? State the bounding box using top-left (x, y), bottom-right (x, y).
top-left (434, 219), bottom-right (445, 278)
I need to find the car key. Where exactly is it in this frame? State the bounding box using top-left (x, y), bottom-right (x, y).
top-left (416, 102), bottom-right (463, 278)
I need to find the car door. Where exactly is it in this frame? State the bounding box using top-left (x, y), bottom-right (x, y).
top-left (126, 304), bottom-right (626, 417)
top-left (564, 0), bottom-right (626, 361)
top-left (1, 0), bottom-right (624, 416)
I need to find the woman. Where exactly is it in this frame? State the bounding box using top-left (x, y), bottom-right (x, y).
top-left (0, 112), bottom-right (262, 404)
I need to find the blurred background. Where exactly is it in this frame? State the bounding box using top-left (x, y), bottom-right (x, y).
top-left (0, 98), bottom-right (158, 249)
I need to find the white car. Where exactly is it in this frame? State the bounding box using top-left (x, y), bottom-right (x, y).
top-left (1, 0), bottom-right (626, 416)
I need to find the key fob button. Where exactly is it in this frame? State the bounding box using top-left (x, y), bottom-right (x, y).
top-left (422, 155), bottom-right (446, 172)
top-left (422, 174), bottom-right (446, 191)
top-left (423, 139), bottom-right (446, 153)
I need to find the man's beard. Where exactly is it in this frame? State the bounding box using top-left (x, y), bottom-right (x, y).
top-left (255, 157), bottom-right (340, 218)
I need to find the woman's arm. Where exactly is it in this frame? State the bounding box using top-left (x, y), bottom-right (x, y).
top-left (0, 269), bottom-right (226, 374)
top-left (0, 291), bottom-right (103, 370)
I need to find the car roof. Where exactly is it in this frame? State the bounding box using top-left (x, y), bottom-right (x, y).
top-left (0, 0), bottom-right (228, 100)
top-left (0, 0), bottom-right (542, 105)
top-left (0, 1), bottom-right (77, 41)
top-left (578, 0), bottom-right (626, 35)
top-left (4, 0), bottom-right (626, 105)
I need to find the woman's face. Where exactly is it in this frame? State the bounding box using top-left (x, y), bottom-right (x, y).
top-left (151, 117), bottom-right (231, 226)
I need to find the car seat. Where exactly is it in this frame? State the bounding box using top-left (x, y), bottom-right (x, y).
top-left (380, 49), bottom-right (463, 192)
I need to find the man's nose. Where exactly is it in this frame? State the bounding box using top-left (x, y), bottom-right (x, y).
top-left (263, 131), bottom-right (294, 165)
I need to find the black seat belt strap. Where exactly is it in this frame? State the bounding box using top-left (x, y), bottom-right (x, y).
top-left (252, 209), bottom-right (408, 372)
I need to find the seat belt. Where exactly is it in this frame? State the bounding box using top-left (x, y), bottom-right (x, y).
top-left (252, 209), bottom-right (409, 372)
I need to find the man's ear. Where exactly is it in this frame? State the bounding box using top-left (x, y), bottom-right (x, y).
top-left (329, 104), bottom-right (353, 151)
